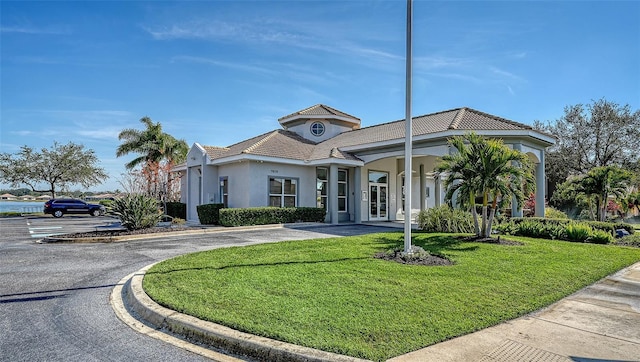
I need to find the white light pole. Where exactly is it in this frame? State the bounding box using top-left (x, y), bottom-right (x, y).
top-left (404, 0), bottom-right (413, 253)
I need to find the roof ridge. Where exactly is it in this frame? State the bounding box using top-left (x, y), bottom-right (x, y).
top-left (318, 104), bottom-right (361, 120)
top-left (463, 107), bottom-right (533, 130)
top-left (448, 108), bottom-right (466, 129)
top-left (202, 145), bottom-right (229, 150)
top-left (278, 104), bottom-right (361, 121)
top-left (242, 130), bottom-right (280, 154)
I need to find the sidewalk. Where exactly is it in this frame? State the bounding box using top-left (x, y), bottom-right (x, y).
top-left (113, 244), bottom-right (640, 362)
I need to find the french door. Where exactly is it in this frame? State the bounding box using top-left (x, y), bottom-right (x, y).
top-left (369, 183), bottom-right (388, 221)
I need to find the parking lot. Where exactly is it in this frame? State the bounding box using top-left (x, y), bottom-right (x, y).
top-left (0, 216), bottom-right (391, 361)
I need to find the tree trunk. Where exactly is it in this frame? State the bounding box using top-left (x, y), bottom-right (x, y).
top-left (486, 207), bottom-right (496, 238)
top-left (481, 193), bottom-right (488, 238)
top-left (470, 193), bottom-right (480, 236)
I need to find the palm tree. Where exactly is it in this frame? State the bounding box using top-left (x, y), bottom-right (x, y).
top-left (116, 117), bottom-right (188, 198)
top-left (571, 166), bottom-right (632, 221)
top-left (436, 133), bottom-right (535, 238)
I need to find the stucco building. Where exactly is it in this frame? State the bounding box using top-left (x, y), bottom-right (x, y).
top-left (177, 104), bottom-right (554, 224)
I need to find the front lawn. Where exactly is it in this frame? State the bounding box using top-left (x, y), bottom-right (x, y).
top-left (144, 232), bottom-right (640, 361)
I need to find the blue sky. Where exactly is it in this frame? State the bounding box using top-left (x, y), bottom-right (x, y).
top-left (1, 1), bottom-right (639, 192)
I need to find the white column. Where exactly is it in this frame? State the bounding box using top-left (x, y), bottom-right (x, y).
top-left (535, 151), bottom-right (546, 217)
top-left (354, 167), bottom-right (362, 223)
top-left (329, 164), bottom-right (339, 224)
top-left (419, 164), bottom-right (425, 211)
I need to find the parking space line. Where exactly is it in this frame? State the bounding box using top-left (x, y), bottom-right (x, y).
top-left (29, 226), bottom-right (65, 238)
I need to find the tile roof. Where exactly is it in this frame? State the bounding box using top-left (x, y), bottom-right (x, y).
top-left (204, 130), bottom-right (318, 162)
top-left (202, 107), bottom-right (547, 164)
top-left (278, 104), bottom-right (361, 122)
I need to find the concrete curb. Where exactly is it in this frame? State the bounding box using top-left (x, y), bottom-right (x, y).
top-left (114, 263), bottom-right (371, 362)
top-left (43, 222), bottom-right (325, 243)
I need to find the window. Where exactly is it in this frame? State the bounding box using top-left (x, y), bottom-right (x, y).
top-left (269, 177), bottom-right (297, 207)
top-left (316, 168), bottom-right (327, 210)
top-left (368, 171), bottom-right (387, 183)
top-left (338, 169), bottom-right (348, 212)
top-left (310, 122), bottom-right (325, 137)
top-left (219, 177), bottom-right (228, 207)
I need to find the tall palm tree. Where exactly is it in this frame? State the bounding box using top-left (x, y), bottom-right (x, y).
top-left (116, 117), bottom-right (188, 197)
top-left (436, 133), bottom-right (535, 238)
top-left (571, 166), bottom-right (632, 221)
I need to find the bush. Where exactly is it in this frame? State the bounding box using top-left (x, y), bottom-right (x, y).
top-left (545, 207), bottom-right (568, 219)
top-left (511, 219), bottom-right (565, 240)
top-left (112, 194), bottom-right (162, 231)
top-left (99, 199), bottom-right (114, 214)
top-left (197, 203), bottom-right (225, 225)
top-left (416, 205), bottom-right (474, 233)
top-left (588, 229), bottom-right (614, 244)
top-left (219, 207), bottom-right (326, 227)
top-left (615, 233), bottom-right (640, 247)
top-left (613, 222), bottom-right (635, 235)
top-left (565, 223), bottom-right (593, 243)
top-left (164, 202), bottom-right (186, 219)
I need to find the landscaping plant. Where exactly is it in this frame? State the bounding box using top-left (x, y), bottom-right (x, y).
top-left (112, 193), bottom-right (162, 230)
top-left (436, 132), bottom-right (535, 239)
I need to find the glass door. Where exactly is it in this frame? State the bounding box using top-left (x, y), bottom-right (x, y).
top-left (369, 183), bottom-right (388, 221)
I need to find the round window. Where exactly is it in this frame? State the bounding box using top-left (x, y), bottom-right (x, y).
top-left (310, 122), bottom-right (325, 137)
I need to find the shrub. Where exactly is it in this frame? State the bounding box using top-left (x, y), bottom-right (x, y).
top-left (219, 207), bottom-right (326, 227)
top-left (565, 223), bottom-right (593, 243)
top-left (613, 222), bottom-right (635, 235)
top-left (615, 233), bottom-right (640, 247)
top-left (294, 207), bottom-right (327, 223)
top-left (197, 203), bottom-right (225, 225)
top-left (112, 194), bottom-right (162, 231)
top-left (416, 205), bottom-right (474, 233)
top-left (584, 221), bottom-right (615, 236)
top-left (99, 199), bottom-right (114, 214)
top-left (545, 207), bottom-right (568, 219)
top-left (164, 202), bottom-right (186, 219)
top-left (171, 217), bottom-right (186, 225)
top-left (507, 219), bottom-right (562, 239)
top-left (588, 229), bottom-right (614, 244)
top-left (494, 219), bottom-right (517, 235)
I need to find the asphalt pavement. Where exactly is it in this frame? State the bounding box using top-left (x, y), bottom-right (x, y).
top-left (0, 216), bottom-right (391, 362)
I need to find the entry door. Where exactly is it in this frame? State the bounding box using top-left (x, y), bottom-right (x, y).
top-left (369, 183), bottom-right (388, 221)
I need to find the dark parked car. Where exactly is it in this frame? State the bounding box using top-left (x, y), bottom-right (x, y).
top-left (44, 198), bottom-right (105, 218)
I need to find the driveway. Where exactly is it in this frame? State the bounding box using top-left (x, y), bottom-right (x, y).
top-left (0, 216), bottom-right (392, 362)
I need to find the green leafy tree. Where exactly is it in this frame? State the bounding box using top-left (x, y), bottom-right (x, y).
top-left (116, 117), bottom-right (188, 199)
top-left (570, 166), bottom-right (632, 222)
top-left (0, 142), bottom-right (107, 198)
top-left (534, 98), bottom-right (640, 202)
top-left (436, 133), bottom-right (535, 238)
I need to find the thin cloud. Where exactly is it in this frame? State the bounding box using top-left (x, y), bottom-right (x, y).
top-left (171, 56), bottom-right (276, 75)
top-left (0, 25), bottom-right (70, 35)
top-left (490, 66), bottom-right (525, 83)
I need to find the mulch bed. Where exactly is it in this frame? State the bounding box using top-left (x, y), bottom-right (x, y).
top-left (374, 246), bottom-right (454, 266)
top-left (458, 235), bottom-right (524, 246)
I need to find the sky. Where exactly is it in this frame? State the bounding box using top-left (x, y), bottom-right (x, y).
top-left (1, 0), bottom-right (639, 192)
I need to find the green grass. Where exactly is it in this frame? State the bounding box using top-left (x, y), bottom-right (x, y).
top-left (144, 232), bottom-right (640, 361)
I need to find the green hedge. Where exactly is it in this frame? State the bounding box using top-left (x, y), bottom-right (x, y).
top-left (164, 202), bottom-right (186, 219)
top-left (219, 207), bottom-right (326, 227)
top-left (496, 217), bottom-right (632, 244)
top-left (509, 218), bottom-right (635, 235)
top-left (197, 203), bottom-right (225, 225)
